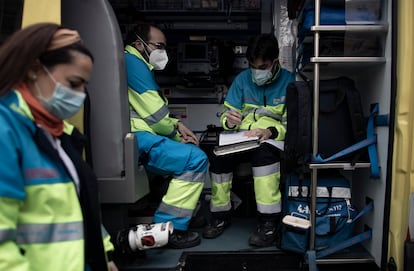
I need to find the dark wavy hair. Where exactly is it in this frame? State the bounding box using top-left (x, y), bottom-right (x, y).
top-left (0, 22), bottom-right (93, 95)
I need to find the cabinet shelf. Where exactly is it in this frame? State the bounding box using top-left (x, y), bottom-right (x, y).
top-left (311, 56), bottom-right (386, 63)
top-left (304, 243), bottom-right (376, 266)
top-left (309, 162), bottom-right (371, 170)
top-left (311, 24), bottom-right (388, 32)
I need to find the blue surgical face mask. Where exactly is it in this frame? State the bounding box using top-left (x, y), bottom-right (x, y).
top-left (37, 66), bottom-right (86, 120)
top-left (251, 61), bottom-right (280, 86)
top-left (251, 68), bottom-right (273, 86)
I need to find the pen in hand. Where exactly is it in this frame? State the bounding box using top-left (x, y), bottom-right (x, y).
top-left (225, 110), bottom-right (242, 128)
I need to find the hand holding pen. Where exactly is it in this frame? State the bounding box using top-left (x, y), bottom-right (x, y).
top-left (225, 109), bottom-right (242, 129)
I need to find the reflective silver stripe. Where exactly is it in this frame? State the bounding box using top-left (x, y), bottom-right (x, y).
top-left (244, 108), bottom-right (283, 121)
top-left (166, 128), bottom-right (178, 138)
top-left (130, 105), bottom-right (170, 126)
top-left (0, 228), bottom-right (16, 242)
top-left (16, 222), bottom-right (83, 244)
top-left (130, 108), bottom-right (178, 138)
top-left (281, 116), bottom-right (287, 128)
top-left (210, 172), bottom-right (233, 184)
top-left (175, 172), bottom-right (206, 183)
top-left (130, 110), bottom-right (141, 119)
top-left (210, 202), bottom-right (232, 212)
top-left (101, 225), bottom-right (109, 238)
top-left (158, 202), bottom-right (193, 218)
top-left (144, 104), bottom-right (169, 125)
top-left (252, 162), bottom-right (280, 177)
top-left (257, 202), bottom-right (281, 214)
top-left (288, 186), bottom-right (351, 198)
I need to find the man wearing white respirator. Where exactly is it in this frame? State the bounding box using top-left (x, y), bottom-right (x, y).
top-left (123, 23), bottom-right (208, 249)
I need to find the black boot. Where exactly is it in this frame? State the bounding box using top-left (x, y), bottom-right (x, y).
top-left (248, 213), bottom-right (281, 247)
top-left (202, 211), bottom-right (231, 239)
top-left (168, 230), bottom-right (201, 249)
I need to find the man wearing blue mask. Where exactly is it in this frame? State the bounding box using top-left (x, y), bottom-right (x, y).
top-left (123, 23), bottom-right (208, 249)
top-left (203, 34), bottom-right (295, 247)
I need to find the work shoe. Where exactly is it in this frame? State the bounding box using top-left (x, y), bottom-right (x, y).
top-left (168, 230), bottom-right (201, 249)
top-left (202, 218), bottom-right (230, 239)
top-left (248, 221), bottom-right (278, 247)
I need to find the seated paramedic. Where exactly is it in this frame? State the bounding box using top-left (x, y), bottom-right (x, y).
top-left (203, 33), bottom-right (295, 247)
top-left (123, 23), bottom-right (208, 249)
top-left (0, 23), bottom-right (117, 270)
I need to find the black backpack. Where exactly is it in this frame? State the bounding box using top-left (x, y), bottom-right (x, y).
top-left (284, 77), bottom-right (367, 173)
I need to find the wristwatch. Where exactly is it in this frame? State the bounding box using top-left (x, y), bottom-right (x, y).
top-left (267, 126), bottom-right (278, 139)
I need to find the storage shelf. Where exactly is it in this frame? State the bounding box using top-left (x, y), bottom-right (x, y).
top-left (311, 56), bottom-right (386, 63)
top-left (316, 257), bottom-right (375, 265)
top-left (309, 162), bottom-right (371, 170)
top-left (312, 244), bottom-right (376, 265)
top-left (311, 24), bottom-right (388, 32)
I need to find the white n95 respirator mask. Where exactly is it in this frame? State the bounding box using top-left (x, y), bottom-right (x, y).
top-left (149, 49), bottom-right (168, 70)
top-left (136, 34), bottom-right (169, 70)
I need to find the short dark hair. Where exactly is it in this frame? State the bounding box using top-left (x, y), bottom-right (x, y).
top-left (245, 33), bottom-right (279, 63)
top-left (124, 22), bottom-right (154, 46)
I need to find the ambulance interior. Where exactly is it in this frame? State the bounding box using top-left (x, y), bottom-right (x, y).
top-left (1, 0), bottom-right (394, 270)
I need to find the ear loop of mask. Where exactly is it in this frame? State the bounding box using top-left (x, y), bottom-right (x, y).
top-left (43, 66), bottom-right (57, 84)
top-left (33, 66), bottom-right (55, 101)
top-left (272, 59), bottom-right (281, 79)
top-left (135, 34), bottom-right (151, 58)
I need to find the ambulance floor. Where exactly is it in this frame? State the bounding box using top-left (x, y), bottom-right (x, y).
top-left (113, 216), bottom-right (378, 271)
top-left (114, 217), bottom-right (289, 271)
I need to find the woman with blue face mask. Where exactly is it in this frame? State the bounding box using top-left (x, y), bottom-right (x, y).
top-left (204, 34), bottom-right (295, 247)
top-left (0, 23), bottom-right (118, 271)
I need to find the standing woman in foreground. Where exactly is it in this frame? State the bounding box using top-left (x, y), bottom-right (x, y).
top-left (0, 23), bottom-right (118, 271)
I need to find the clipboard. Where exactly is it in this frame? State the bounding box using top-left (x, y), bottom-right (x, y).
top-left (213, 131), bottom-right (260, 156)
top-left (212, 131), bottom-right (285, 156)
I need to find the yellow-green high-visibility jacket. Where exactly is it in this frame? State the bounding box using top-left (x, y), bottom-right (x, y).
top-left (221, 66), bottom-right (295, 139)
top-left (124, 45), bottom-right (181, 141)
top-left (0, 89), bottom-right (114, 271)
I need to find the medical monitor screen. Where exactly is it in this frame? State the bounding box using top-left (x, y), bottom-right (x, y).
top-left (182, 43), bottom-right (209, 62)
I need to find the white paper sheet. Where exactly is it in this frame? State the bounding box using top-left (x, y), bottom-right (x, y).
top-left (218, 131), bottom-right (258, 146)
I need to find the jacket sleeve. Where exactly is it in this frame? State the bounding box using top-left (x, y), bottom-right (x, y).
top-left (128, 89), bottom-right (180, 140)
top-left (0, 119), bottom-right (29, 270)
top-left (126, 53), bottom-right (181, 141)
top-left (0, 198), bottom-right (29, 271)
top-left (220, 75), bottom-right (244, 130)
top-left (102, 226), bottom-right (115, 261)
top-left (220, 102), bottom-right (242, 131)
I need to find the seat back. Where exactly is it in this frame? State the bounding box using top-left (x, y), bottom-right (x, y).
top-left (62, 0), bottom-right (149, 203)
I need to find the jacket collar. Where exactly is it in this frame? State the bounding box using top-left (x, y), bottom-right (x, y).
top-left (0, 89), bottom-right (75, 136)
top-left (125, 44), bottom-right (154, 71)
top-left (0, 89), bottom-right (37, 134)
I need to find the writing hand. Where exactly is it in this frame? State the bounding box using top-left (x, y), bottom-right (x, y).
top-left (226, 110), bottom-right (242, 128)
top-left (244, 128), bottom-right (272, 142)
